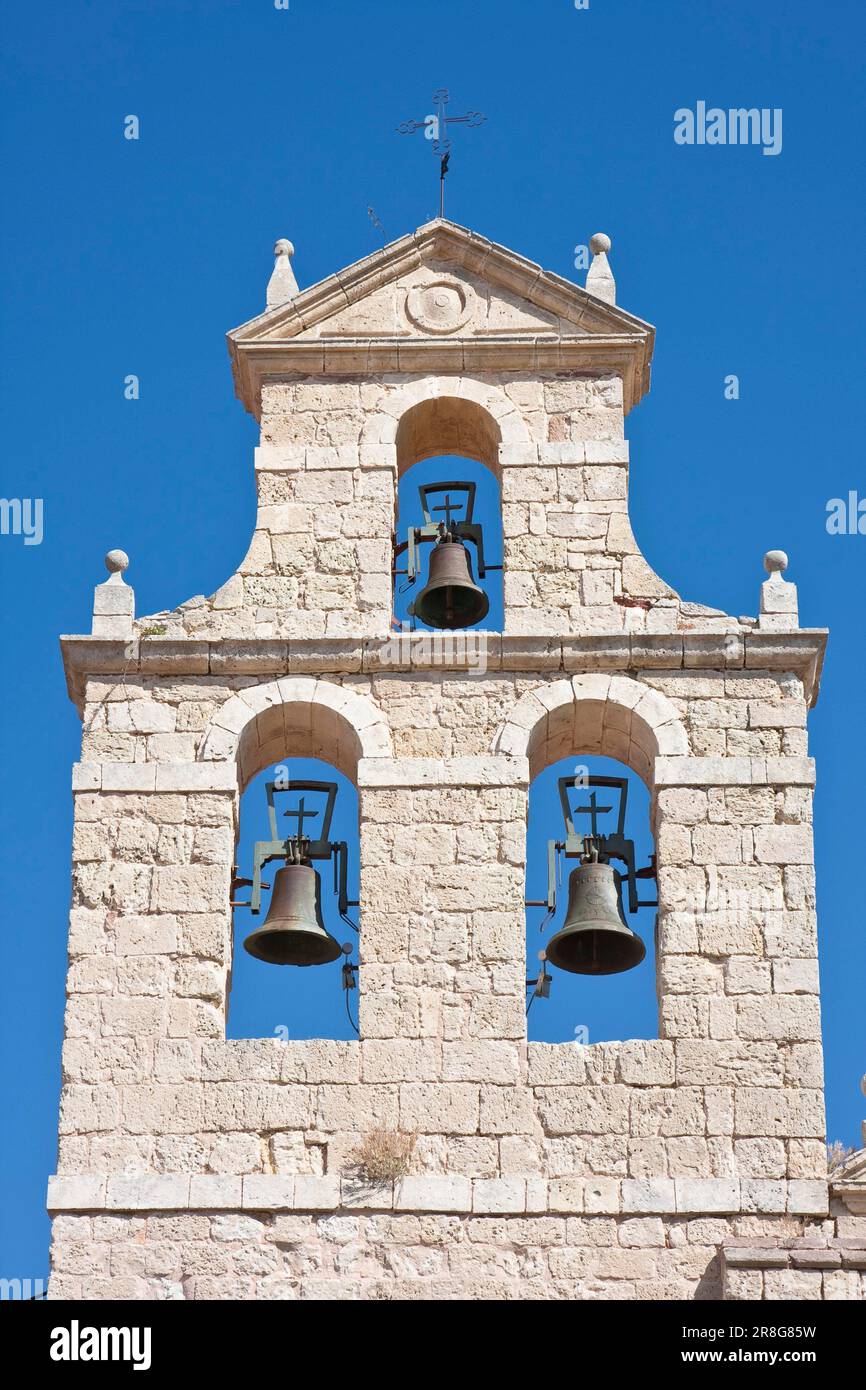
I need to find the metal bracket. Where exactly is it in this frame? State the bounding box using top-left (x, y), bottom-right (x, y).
top-left (405, 480), bottom-right (490, 584)
top-left (527, 775), bottom-right (658, 923)
top-left (242, 780), bottom-right (358, 917)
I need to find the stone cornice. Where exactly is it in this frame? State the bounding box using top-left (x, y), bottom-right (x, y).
top-left (723, 1237), bottom-right (865, 1273)
top-left (229, 337), bottom-right (654, 420)
top-left (47, 1172), bottom-right (829, 1219)
top-left (832, 1183), bottom-right (866, 1216)
top-left (829, 1147), bottom-right (866, 1213)
top-left (59, 629), bottom-right (828, 712)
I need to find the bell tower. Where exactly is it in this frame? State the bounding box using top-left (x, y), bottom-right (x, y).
top-left (49, 220), bottom-right (865, 1301)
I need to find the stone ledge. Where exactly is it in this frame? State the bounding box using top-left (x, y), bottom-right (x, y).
top-left (60, 630), bottom-right (828, 709)
top-left (79, 752), bottom-right (834, 801)
top-left (723, 1238), bottom-right (865, 1273)
top-left (357, 755), bottom-right (530, 788)
top-left (394, 1176), bottom-right (473, 1212)
top-left (48, 1173), bottom-right (824, 1218)
top-left (105, 1175), bottom-right (191, 1210)
top-left (72, 762), bottom-right (238, 794)
top-left (655, 756), bottom-right (816, 788)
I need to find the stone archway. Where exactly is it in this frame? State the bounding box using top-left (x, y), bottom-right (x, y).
top-left (493, 673), bottom-right (689, 786)
top-left (197, 678), bottom-right (392, 790)
top-left (362, 375), bottom-right (532, 481)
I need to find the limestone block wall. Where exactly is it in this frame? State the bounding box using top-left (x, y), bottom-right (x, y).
top-left (48, 652), bottom-right (850, 1301)
top-left (77, 664), bottom-right (811, 778)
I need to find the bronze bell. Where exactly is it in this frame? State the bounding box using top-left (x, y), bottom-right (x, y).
top-left (545, 859), bottom-right (646, 976)
top-left (243, 863), bottom-right (342, 967)
top-left (412, 534), bottom-right (489, 630)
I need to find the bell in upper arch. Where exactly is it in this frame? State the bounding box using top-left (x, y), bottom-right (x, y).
top-left (243, 862), bottom-right (342, 967)
top-left (411, 533), bottom-right (489, 630)
top-left (545, 858), bottom-right (646, 977)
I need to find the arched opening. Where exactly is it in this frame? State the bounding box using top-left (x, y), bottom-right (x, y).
top-left (198, 681), bottom-right (391, 1042)
top-left (394, 398), bottom-right (503, 631)
top-left (228, 756), bottom-right (359, 1043)
top-left (234, 691), bottom-right (366, 790)
top-left (499, 675), bottom-right (690, 1044)
top-left (395, 396), bottom-right (502, 480)
top-left (525, 753), bottom-right (657, 1045)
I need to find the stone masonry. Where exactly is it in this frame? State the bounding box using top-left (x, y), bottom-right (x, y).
top-left (50, 221), bottom-right (865, 1300)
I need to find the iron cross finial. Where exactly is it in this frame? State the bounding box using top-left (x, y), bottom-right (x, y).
top-left (283, 795), bottom-right (319, 841)
top-left (574, 790), bottom-right (613, 841)
top-left (432, 493), bottom-right (464, 531)
top-left (397, 88), bottom-right (486, 217)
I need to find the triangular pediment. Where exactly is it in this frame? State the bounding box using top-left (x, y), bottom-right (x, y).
top-left (287, 258), bottom-right (570, 340)
top-left (227, 220), bottom-right (655, 416)
top-left (231, 219), bottom-right (652, 344)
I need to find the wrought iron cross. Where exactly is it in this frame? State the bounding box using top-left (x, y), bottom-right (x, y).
top-left (397, 88), bottom-right (486, 217)
top-left (432, 493), bottom-right (464, 531)
top-left (573, 791), bottom-right (613, 841)
top-left (283, 796), bottom-right (319, 841)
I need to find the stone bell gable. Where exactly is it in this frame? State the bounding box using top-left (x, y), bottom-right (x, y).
top-left (49, 221), bottom-right (865, 1303)
top-left (107, 220), bottom-right (680, 646)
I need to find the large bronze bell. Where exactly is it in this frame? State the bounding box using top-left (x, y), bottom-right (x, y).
top-left (243, 863), bottom-right (342, 967)
top-left (546, 859), bottom-right (646, 976)
top-left (412, 534), bottom-right (489, 630)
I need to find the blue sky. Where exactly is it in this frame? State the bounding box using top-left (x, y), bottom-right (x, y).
top-left (1, 0), bottom-right (864, 1281)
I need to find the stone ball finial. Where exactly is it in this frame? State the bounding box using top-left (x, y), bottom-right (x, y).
top-left (763, 549), bottom-right (789, 575)
top-left (105, 548), bottom-right (129, 575)
top-left (274, 238), bottom-right (295, 259)
top-left (590, 232), bottom-right (611, 255)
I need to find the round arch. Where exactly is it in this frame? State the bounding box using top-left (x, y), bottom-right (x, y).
top-left (362, 376), bottom-right (531, 481)
top-left (197, 678), bottom-right (392, 790)
top-left (493, 673), bottom-right (689, 786)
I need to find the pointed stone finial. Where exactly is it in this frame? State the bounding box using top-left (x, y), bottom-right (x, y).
top-left (92, 549), bottom-right (134, 638)
top-left (586, 232), bottom-right (616, 305)
top-left (266, 238), bottom-right (299, 309)
top-left (758, 549), bottom-right (798, 631)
